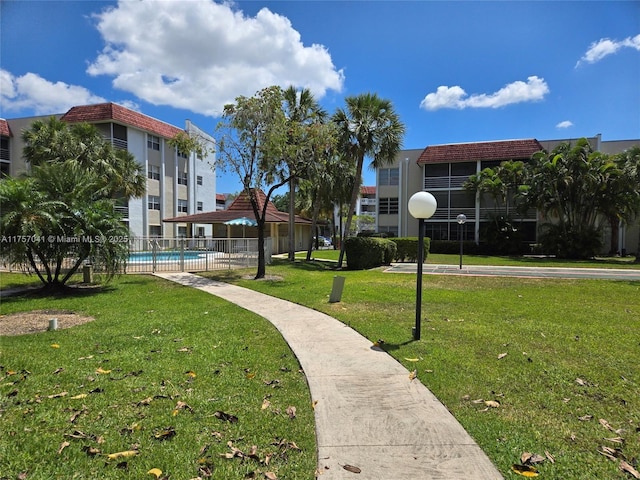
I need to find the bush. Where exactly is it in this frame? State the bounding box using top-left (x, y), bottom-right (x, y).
top-left (390, 237), bottom-right (431, 262)
top-left (345, 237), bottom-right (396, 270)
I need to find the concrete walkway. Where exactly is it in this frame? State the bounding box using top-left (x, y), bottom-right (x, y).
top-left (155, 272), bottom-right (503, 479)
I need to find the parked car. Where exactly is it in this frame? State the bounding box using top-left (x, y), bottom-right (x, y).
top-left (314, 236), bottom-right (332, 247)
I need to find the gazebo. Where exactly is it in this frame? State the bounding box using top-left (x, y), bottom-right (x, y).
top-left (163, 190), bottom-right (312, 255)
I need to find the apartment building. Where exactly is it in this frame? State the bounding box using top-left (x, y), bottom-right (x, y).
top-left (1, 103), bottom-right (216, 239)
top-left (377, 135), bottom-right (640, 255)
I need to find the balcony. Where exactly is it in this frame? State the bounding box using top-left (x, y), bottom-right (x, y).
top-left (423, 175), bottom-right (469, 190)
top-left (115, 205), bottom-right (129, 219)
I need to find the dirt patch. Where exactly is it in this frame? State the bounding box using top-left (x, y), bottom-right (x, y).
top-left (0, 310), bottom-right (95, 336)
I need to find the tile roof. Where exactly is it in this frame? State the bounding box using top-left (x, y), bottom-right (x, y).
top-left (60, 102), bottom-right (184, 139)
top-left (417, 139), bottom-right (543, 164)
top-left (360, 186), bottom-right (376, 195)
top-left (0, 119), bottom-right (11, 137)
top-left (164, 189), bottom-right (311, 224)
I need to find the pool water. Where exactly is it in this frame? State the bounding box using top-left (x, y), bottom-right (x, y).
top-left (129, 251), bottom-right (204, 262)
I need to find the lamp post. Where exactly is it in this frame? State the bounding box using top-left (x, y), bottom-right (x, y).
top-left (408, 191), bottom-right (437, 341)
top-left (457, 213), bottom-right (467, 269)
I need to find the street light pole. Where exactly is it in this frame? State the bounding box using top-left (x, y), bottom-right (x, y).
top-left (457, 213), bottom-right (467, 270)
top-left (408, 191), bottom-right (437, 341)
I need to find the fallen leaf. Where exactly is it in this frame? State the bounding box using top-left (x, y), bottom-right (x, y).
top-left (578, 414), bottom-right (593, 421)
top-left (575, 377), bottom-right (588, 386)
top-left (107, 450), bottom-right (138, 460)
top-left (214, 410), bottom-right (238, 423)
top-left (47, 391), bottom-right (68, 399)
top-left (620, 460), bottom-right (640, 479)
top-left (599, 418), bottom-right (614, 431)
top-left (57, 441), bottom-right (70, 454)
top-left (246, 372), bottom-right (256, 379)
top-left (137, 397), bottom-right (153, 406)
top-left (96, 367), bottom-right (111, 375)
top-left (153, 426), bottom-right (176, 440)
top-left (545, 451), bottom-right (555, 463)
top-left (342, 464), bottom-right (361, 473)
top-left (70, 393), bottom-right (88, 400)
top-left (51, 344), bottom-right (60, 348)
top-left (53, 367), bottom-right (64, 374)
top-left (265, 472), bottom-right (278, 480)
top-left (312, 400), bottom-right (318, 409)
top-left (286, 406), bottom-right (297, 419)
top-left (511, 464), bottom-right (539, 477)
top-left (147, 468), bottom-right (163, 478)
top-left (408, 370), bottom-right (417, 381)
top-left (261, 399), bottom-right (271, 410)
top-left (82, 445), bottom-right (101, 456)
top-left (484, 400), bottom-right (500, 408)
top-left (185, 370), bottom-right (196, 378)
top-left (498, 353), bottom-right (508, 359)
top-left (605, 437), bottom-right (625, 444)
top-left (404, 357), bottom-right (419, 362)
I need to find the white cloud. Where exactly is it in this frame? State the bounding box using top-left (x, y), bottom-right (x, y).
top-left (576, 34), bottom-right (640, 67)
top-left (420, 76), bottom-right (549, 111)
top-left (0, 69), bottom-right (106, 116)
top-left (87, 0), bottom-right (344, 116)
top-left (556, 120), bottom-right (574, 129)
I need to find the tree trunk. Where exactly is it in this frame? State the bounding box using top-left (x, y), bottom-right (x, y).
top-left (288, 177), bottom-right (296, 261)
top-left (256, 219), bottom-right (266, 279)
top-left (337, 154), bottom-right (364, 268)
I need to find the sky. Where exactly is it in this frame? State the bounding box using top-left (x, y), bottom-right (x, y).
top-left (1, 0), bottom-right (639, 194)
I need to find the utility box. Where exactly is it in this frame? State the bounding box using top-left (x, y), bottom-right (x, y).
top-left (329, 275), bottom-right (346, 303)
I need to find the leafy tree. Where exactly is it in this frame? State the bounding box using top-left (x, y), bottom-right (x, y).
top-left (464, 160), bottom-right (526, 253)
top-left (614, 146), bottom-right (640, 261)
top-left (216, 86), bottom-right (290, 279)
top-left (522, 139), bottom-right (618, 258)
top-left (332, 93), bottom-right (405, 268)
top-left (1, 118), bottom-right (146, 290)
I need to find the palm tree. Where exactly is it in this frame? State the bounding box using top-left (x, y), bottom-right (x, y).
top-left (282, 86), bottom-right (326, 261)
top-left (615, 146), bottom-right (640, 261)
top-left (332, 93), bottom-right (405, 268)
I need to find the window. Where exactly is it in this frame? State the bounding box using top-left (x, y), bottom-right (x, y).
top-left (178, 199), bottom-right (188, 213)
top-left (378, 197), bottom-right (399, 215)
top-left (196, 175), bottom-right (203, 186)
top-left (197, 201), bottom-right (203, 211)
top-left (147, 135), bottom-right (160, 151)
top-left (197, 227), bottom-right (205, 237)
top-left (149, 225), bottom-right (162, 237)
top-left (0, 161), bottom-right (9, 177)
top-left (379, 168), bottom-right (399, 186)
top-left (177, 172), bottom-right (188, 185)
top-left (177, 149), bottom-right (188, 159)
top-left (148, 195), bottom-right (160, 210)
top-left (178, 227), bottom-right (187, 238)
top-left (147, 164), bottom-right (160, 180)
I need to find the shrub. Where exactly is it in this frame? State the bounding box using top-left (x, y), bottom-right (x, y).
top-left (345, 237), bottom-right (396, 270)
top-left (391, 237), bottom-right (431, 262)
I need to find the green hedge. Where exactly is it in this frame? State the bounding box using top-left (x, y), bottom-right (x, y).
top-left (345, 237), bottom-right (397, 270)
top-left (391, 237), bottom-right (431, 262)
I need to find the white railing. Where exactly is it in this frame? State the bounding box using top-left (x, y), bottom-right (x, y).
top-left (423, 175), bottom-right (470, 190)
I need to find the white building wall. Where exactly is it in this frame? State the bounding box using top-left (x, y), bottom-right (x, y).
top-left (127, 128), bottom-right (146, 238)
top-left (186, 120), bottom-right (216, 237)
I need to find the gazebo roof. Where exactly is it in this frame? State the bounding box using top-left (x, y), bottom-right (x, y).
top-left (163, 189), bottom-right (311, 224)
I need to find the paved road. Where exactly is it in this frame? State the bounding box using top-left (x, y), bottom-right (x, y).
top-left (385, 263), bottom-right (640, 281)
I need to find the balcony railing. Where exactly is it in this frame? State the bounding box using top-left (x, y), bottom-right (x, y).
top-left (423, 175), bottom-right (469, 190)
top-left (115, 205), bottom-right (129, 219)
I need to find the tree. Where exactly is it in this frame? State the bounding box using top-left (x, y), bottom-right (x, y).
top-left (332, 93), bottom-right (405, 268)
top-left (523, 139), bottom-right (617, 258)
top-left (614, 146), bottom-right (640, 261)
top-left (1, 117), bottom-right (146, 290)
top-left (1, 162), bottom-right (130, 290)
top-left (216, 86), bottom-right (290, 279)
top-left (282, 86), bottom-right (327, 261)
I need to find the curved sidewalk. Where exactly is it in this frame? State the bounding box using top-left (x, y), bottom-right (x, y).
top-left (155, 272), bottom-right (503, 480)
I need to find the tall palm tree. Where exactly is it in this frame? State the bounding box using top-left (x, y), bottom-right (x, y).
top-left (332, 93), bottom-right (405, 268)
top-left (282, 86), bottom-right (327, 261)
top-left (615, 146), bottom-right (640, 262)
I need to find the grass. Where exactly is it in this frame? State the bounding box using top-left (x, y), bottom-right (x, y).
top-left (300, 249), bottom-right (640, 268)
top-left (202, 259), bottom-right (640, 479)
top-left (0, 274), bottom-right (316, 479)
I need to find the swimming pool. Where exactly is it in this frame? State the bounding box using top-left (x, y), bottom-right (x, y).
top-left (129, 251), bottom-right (204, 262)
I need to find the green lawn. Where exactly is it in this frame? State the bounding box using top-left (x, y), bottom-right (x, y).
top-left (3, 258), bottom-right (639, 479)
top-left (0, 274), bottom-right (316, 479)
top-left (203, 259), bottom-right (640, 479)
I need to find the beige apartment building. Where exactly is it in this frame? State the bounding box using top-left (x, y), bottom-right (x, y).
top-left (376, 135), bottom-right (640, 255)
top-left (1, 103), bottom-right (216, 239)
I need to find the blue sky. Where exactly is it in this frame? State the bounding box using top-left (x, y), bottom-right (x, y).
top-left (1, 1), bottom-right (639, 194)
